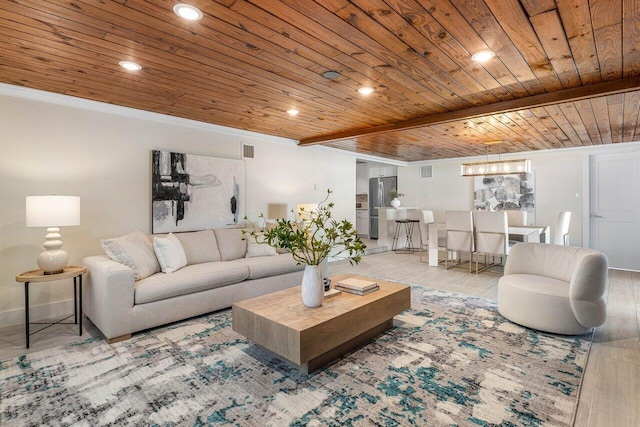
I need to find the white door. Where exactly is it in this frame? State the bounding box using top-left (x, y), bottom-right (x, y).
top-left (589, 152), bottom-right (640, 270)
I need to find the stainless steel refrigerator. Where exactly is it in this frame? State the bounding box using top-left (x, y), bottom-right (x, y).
top-left (369, 176), bottom-right (397, 239)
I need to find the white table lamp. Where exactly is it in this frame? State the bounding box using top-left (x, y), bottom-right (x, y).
top-left (267, 203), bottom-right (288, 220)
top-left (26, 196), bottom-right (80, 274)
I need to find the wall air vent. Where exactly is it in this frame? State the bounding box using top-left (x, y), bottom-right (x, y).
top-left (420, 165), bottom-right (433, 178)
top-left (242, 144), bottom-right (255, 158)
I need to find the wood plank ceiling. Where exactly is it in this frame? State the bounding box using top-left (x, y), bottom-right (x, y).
top-left (1, 0), bottom-right (639, 161)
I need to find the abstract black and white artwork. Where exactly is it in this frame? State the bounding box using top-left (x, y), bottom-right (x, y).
top-left (152, 150), bottom-right (244, 233)
top-left (473, 172), bottom-right (535, 222)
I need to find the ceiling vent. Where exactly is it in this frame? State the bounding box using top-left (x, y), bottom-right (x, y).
top-left (420, 165), bottom-right (433, 179)
top-left (242, 144), bottom-right (255, 158)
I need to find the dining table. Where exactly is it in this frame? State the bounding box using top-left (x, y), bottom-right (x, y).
top-left (427, 223), bottom-right (551, 267)
top-left (507, 225), bottom-right (551, 244)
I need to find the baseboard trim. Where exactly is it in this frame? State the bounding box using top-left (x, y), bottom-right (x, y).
top-left (0, 299), bottom-right (75, 328)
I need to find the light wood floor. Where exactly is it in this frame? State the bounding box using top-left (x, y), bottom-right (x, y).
top-left (1, 250), bottom-right (637, 426)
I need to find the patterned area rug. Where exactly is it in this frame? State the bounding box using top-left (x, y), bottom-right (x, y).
top-left (1, 286), bottom-right (591, 426)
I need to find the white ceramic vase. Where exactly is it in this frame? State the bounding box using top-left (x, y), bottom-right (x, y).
top-left (301, 264), bottom-right (324, 307)
top-left (390, 198), bottom-right (401, 208)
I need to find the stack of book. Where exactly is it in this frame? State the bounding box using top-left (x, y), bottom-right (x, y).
top-left (335, 278), bottom-right (379, 295)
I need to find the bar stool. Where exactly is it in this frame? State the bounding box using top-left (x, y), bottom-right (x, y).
top-left (392, 209), bottom-right (418, 253)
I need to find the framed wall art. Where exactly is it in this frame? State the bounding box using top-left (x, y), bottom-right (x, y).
top-left (151, 150), bottom-right (245, 233)
top-left (473, 172), bottom-right (535, 223)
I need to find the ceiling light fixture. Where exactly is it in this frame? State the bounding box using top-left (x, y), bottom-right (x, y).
top-left (471, 50), bottom-right (496, 62)
top-left (119, 60), bottom-right (142, 71)
top-left (461, 141), bottom-right (531, 176)
top-left (173, 3), bottom-right (203, 21)
top-left (286, 109), bottom-right (299, 116)
top-left (322, 70), bottom-right (341, 80)
top-left (357, 87), bottom-right (375, 95)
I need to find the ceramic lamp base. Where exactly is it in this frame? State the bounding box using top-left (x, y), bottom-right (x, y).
top-left (38, 227), bottom-right (69, 274)
top-left (38, 249), bottom-right (69, 274)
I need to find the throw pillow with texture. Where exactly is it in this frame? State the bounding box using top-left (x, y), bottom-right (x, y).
top-left (101, 230), bottom-right (160, 280)
top-left (153, 233), bottom-right (188, 273)
top-left (246, 237), bottom-right (278, 258)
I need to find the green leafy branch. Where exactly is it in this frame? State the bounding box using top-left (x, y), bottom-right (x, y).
top-left (243, 189), bottom-right (366, 265)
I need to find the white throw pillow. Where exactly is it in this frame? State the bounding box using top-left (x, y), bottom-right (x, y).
top-left (153, 233), bottom-right (188, 273)
top-left (101, 230), bottom-right (160, 280)
top-left (246, 239), bottom-right (278, 258)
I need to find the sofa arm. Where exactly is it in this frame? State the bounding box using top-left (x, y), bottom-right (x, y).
top-left (83, 255), bottom-right (135, 340)
top-left (569, 252), bottom-right (608, 328)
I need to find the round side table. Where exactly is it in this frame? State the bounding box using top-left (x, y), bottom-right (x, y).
top-left (16, 265), bottom-right (87, 349)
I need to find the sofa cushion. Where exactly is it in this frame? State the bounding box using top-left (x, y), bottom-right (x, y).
top-left (153, 233), bottom-right (187, 273)
top-left (246, 237), bottom-right (278, 258)
top-left (176, 230), bottom-right (222, 264)
top-left (134, 262), bottom-right (249, 304)
top-left (214, 228), bottom-right (247, 261)
top-left (234, 253), bottom-right (304, 280)
top-left (101, 230), bottom-right (160, 280)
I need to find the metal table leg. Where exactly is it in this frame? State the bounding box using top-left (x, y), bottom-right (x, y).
top-left (25, 282), bottom-right (30, 349)
top-left (73, 277), bottom-right (78, 324)
top-left (79, 275), bottom-right (83, 336)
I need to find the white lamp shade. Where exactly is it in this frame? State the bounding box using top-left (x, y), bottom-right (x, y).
top-left (267, 203), bottom-right (288, 220)
top-left (26, 196), bottom-right (81, 227)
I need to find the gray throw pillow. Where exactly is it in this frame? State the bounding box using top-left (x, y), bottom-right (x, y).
top-left (101, 230), bottom-right (160, 280)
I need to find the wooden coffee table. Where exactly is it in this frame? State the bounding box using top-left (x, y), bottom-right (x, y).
top-left (232, 274), bottom-right (411, 373)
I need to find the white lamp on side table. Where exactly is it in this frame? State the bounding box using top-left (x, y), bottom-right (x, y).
top-left (26, 195), bottom-right (80, 275)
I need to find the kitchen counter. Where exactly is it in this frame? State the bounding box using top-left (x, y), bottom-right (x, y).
top-left (376, 207), bottom-right (420, 249)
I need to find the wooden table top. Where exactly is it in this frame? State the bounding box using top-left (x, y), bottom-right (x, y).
top-left (233, 273), bottom-right (410, 332)
top-left (16, 265), bottom-right (87, 282)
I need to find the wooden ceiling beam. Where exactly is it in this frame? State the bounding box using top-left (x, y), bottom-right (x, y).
top-left (299, 76), bottom-right (640, 146)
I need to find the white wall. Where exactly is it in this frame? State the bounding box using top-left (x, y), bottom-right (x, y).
top-left (0, 87), bottom-right (358, 326)
top-left (398, 142), bottom-right (640, 249)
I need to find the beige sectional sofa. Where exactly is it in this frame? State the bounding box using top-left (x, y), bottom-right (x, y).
top-left (82, 228), bottom-right (304, 342)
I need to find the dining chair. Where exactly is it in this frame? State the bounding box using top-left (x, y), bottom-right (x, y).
top-left (553, 211), bottom-right (571, 245)
top-left (474, 211), bottom-right (509, 273)
top-left (505, 210), bottom-right (527, 226)
top-left (505, 210), bottom-right (528, 244)
top-left (417, 210), bottom-right (435, 263)
top-left (444, 210), bottom-right (474, 272)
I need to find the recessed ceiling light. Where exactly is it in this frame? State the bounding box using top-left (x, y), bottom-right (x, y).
top-left (119, 60), bottom-right (142, 71)
top-left (173, 4), bottom-right (203, 21)
top-left (471, 50), bottom-right (496, 62)
top-left (358, 86), bottom-right (375, 95)
top-left (286, 109), bottom-right (299, 116)
top-left (322, 70), bottom-right (341, 80)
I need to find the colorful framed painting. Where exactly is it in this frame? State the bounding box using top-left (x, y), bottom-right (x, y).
top-left (152, 150), bottom-right (245, 233)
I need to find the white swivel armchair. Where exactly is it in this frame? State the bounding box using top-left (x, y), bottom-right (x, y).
top-left (498, 243), bottom-right (608, 335)
top-left (553, 211), bottom-right (571, 245)
top-left (474, 211), bottom-right (509, 273)
top-left (444, 210), bottom-right (474, 272)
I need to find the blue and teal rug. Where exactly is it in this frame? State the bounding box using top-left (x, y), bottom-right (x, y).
top-left (1, 286), bottom-right (591, 426)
